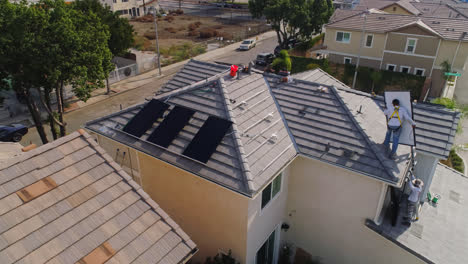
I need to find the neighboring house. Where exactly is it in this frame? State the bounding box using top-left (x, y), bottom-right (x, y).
top-left (333, 0), bottom-right (361, 10)
top-left (0, 130), bottom-right (196, 263)
top-left (324, 10), bottom-right (468, 102)
top-left (85, 60), bottom-right (461, 263)
top-left (101, 0), bottom-right (155, 17)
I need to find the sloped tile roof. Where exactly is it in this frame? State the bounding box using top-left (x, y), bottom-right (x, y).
top-left (87, 71), bottom-right (296, 195)
top-left (294, 69), bottom-right (460, 159)
top-left (156, 59), bottom-right (229, 95)
top-left (0, 131), bottom-right (195, 264)
top-left (266, 74), bottom-right (406, 182)
top-left (326, 10), bottom-right (468, 41)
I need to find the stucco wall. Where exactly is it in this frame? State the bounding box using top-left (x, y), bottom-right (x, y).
top-left (328, 53), bottom-right (381, 69)
top-left (284, 156), bottom-right (423, 264)
top-left (435, 41), bottom-right (468, 70)
top-left (386, 33), bottom-right (439, 56)
top-left (246, 167), bottom-right (291, 263)
top-left (324, 28), bottom-right (386, 59)
top-left (382, 52), bottom-right (434, 73)
top-left (93, 134), bottom-right (250, 263)
top-left (454, 61), bottom-right (468, 104)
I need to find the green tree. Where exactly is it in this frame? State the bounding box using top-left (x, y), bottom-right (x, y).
top-left (272, 50), bottom-right (292, 72)
top-left (249, 0), bottom-right (333, 48)
top-left (73, 0), bottom-right (134, 94)
top-left (0, 0), bottom-right (51, 143)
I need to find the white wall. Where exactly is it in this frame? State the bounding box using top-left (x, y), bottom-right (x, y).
top-left (284, 156), bottom-right (423, 264)
top-left (246, 167), bottom-right (290, 264)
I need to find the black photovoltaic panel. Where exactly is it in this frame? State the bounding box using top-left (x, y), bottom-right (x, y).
top-left (147, 105), bottom-right (195, 148)
top-left (183, 116), bottom-right (232, 163)
top-left (122, 99), bottom-right (169, 138)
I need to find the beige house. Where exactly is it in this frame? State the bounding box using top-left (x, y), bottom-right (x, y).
top-left (324, 10), bottom-right (468, 102)
top-left (86, 60), bottom-right (461, 263)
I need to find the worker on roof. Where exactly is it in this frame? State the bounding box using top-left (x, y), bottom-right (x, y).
top-left (383, 99), bottom-right (416, 159)
top-left (403, 174), bottom-right (423, 226)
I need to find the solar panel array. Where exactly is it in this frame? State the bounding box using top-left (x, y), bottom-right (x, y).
top-left (147, 106), bottom-right (195, 148)
top-left (123, 100), bottom-right (232, 164)
top-left (122, 99), bottom-right (169, 137)
top-left (183, 116), bottom-right (233, 163)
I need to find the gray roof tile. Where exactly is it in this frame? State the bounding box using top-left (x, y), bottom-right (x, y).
top-left (0, 131), bottom-right (195, 264)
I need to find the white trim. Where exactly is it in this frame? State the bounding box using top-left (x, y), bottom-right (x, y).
top-left (414, 67), bottom-right (426, 76)
top-left (386, 64), bottom-right (397, 71)
top-left (374, 183), bottom-right (388, 224)
top-left (400, 65), bottom-right (411, 73)
top-left (430, 38), bottom-right (442, 77)
top-left (344, 57), bottom-right (352, 64)
top-left (328, 50), bottom-right (382, 61)
top-left (383, 49), bottom-right (435, 59)
top-left (254, 224), bottom-right (281, 264)
top-left (260, 172), bottom-right (284, 212)
top-left (335, 31), bottom-right (351, 44)
top-left (405, 38), bottom-right (418, 54)
top-left (390, 32), bottom-right (438, 39)
top-left (365, 34), bottom-right (374, 48)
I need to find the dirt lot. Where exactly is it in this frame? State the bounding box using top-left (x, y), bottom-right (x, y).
top-left (130, 13), bottom-right (268, 52)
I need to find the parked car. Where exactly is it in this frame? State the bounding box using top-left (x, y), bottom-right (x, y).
top-left (274, 45), bottom-right (283, 56)
top-left (239, 39), bottom-right (256, 51)
top-left (256, 53), bottom-right (275, 66)
top-left (0, 124), bottom-right (28, 142)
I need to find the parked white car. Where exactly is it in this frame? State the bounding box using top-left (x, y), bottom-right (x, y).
top-left (239, 39), bottom-right (256, 51)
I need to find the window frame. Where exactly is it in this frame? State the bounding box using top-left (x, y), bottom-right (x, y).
top-left (344, 57), bottom-right (352, 64)
top-left (255, 226), bottom-right (279, 264)
top-left (414, 68), bottom-right (425, 76)
top-left (335, 31), bottom-right (351, 44)
top-left (112, 0), bottom-right (117, 3)
top-left (400, 66), bottom-right (411, 74)
top-left (386, 64), bottom-right (397, 71)
top-left (405, 38), bottom-right (417, 54)
top-left (365, 34), bottom-right (374, 48)
top-left (261, 172), bottom-right (283, 210)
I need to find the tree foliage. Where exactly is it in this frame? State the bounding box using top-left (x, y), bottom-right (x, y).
top-left (248, 0), bottom-right (334, 48)
top-left (272, 50), bottom-right (292, 72)
top-left (0, 0), bottom-right (114, 142)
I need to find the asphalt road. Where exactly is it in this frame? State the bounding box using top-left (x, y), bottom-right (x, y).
top-left (20, 34), bottom-right (279, 146)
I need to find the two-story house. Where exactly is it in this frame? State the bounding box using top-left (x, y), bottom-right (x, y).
top-left (324, 10), bottom-right (468, 103)
top-left (83, 60), bottom-right (462, 263)
top-left (101, 0), bottom-right (156, 17)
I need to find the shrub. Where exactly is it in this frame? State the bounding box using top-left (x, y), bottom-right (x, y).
top-left (306, 63), bottom-right (320, 70)
top-left (272, 50), bottom-right (292, 72)
top-left (175, 9), bottom-right (184, 15)
top-left (188, 30), bottom-right (198, 37)
top-left (290, 56), bottom-right (329, 74)
top-left (165, 27), bottom-right (177, 33)
top-left (199, 29), bottom-right (218, 38)
top-left (143, 31), bottom-right (156, 40)
top-left (165, 15), bottom-right (175, 22)
top-left (194, 21), bottom-right (202, 27)
top-left (188, 23), bottom-right (198, 31)
top-left (431, 97), bottom-right (457, 110)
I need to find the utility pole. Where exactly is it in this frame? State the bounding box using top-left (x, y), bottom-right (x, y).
top-left (352, 11), bottom-right (368, 89)
top-left (149, 6), bottom-right (162, 75)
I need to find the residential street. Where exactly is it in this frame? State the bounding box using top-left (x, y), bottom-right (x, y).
top-left (20, 32), bottom-right (278, 146)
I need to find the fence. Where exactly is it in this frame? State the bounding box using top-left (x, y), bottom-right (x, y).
top-left (108, 63), bottom-right (140, 85)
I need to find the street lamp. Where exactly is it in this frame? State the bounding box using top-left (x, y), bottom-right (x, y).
top-left (352, 11), bottom-right (368, 89)
top-left (148, 6), bottom-right (162, 75)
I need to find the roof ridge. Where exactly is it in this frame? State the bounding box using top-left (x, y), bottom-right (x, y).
top-left (326, 10), bottom-right (367, 26)
top-left (218, 77), bottom-right (255, 193)
top-left (328, 85), bottom-right (397, 181)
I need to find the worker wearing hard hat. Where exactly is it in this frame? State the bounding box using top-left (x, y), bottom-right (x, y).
top-left (383, 99), bottom-right (416, 159)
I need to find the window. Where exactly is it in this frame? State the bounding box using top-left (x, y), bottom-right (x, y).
top-left (122, 0), bottom-right (128, 2)
top-left (392, 6), bottom-right (397, 11)
top-left (414, 68), bottom-right (425, 76)
top-left (336, 32), bottom-right (351, 43)
top-left (405, 38), bottom-right (417, 53)
top-left (261, 173), bottom-right (282, 209)
top-left (400, 66), bottom-right (410, 74)
top-left (386, 64), bottom-right (396, 71)
top-left (344, 57), bottom-right (352, 64)
top-left (365, 34), bottom-right (373, 48)
top-left (256, 229), bottom-right (276, 264)
top-left (112, 0), bottom-right (116, 3)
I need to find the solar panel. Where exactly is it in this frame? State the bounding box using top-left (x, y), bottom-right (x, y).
top-left (122, 99), bottom-right (169, 138)
top-left (147, 105), bottom-right (195, 148)
top-left (183, 116), bottom-right (232, 163)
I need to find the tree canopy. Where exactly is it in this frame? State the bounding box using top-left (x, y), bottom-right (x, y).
top-left (248, 0), bottom-right (334, 48)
